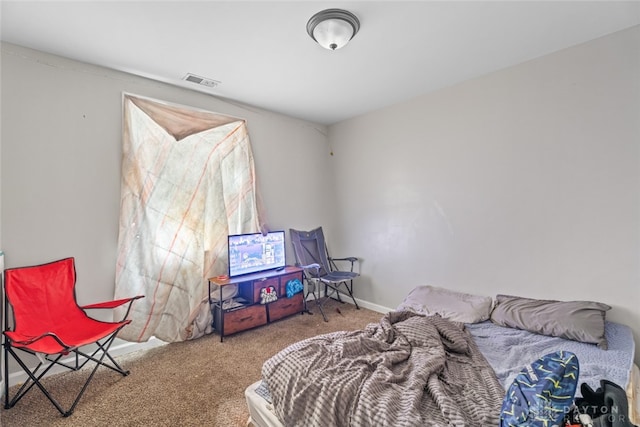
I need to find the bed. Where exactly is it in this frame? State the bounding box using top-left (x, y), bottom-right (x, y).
top-left (245, 286), bottom-right (640, 426)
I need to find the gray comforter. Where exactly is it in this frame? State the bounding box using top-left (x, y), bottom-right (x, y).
top-left (262, 311), bottom-right (504, 427)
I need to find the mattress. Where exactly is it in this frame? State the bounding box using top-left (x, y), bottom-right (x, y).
top-left (246, 368), bottom-right (640, 427)
top-left (465, 320), bottom-right (635, 397)
top-left (246, 320), bottom-right (640, 427)
top-left (245, 380), bottom-right (282, 427)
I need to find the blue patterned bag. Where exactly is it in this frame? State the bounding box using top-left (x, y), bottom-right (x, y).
top-left (285, 278), bottom-right (303, 298)
top-left (500, 351), bottom-right (579, 427)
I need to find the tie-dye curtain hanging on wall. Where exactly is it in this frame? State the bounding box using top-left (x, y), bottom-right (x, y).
top-left (114, 95), bottom-right (265, 342)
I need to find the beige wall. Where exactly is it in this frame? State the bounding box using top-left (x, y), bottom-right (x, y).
top-left (329, 25), bottom-right (640, 363)
top-left (0, 42), bottom-right (334, 324)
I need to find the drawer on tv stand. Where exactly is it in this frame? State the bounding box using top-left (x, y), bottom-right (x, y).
top-left (214, 304), bottom-right (267, 336)
top-left (268, 293), bottom-right (303, 322)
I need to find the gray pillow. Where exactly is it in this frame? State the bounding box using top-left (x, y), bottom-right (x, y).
top-left (490, 294), bottom-right (611, 349)
top-left (397, 285), bottom-right (493, 324)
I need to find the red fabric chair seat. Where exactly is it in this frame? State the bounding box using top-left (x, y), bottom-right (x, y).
top-left (5, 318), bottom-right (128, 354)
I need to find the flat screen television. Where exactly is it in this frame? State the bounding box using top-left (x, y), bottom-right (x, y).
top-left (227, 230), bottom-right (286, 278)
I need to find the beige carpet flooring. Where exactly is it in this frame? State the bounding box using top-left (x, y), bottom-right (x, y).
top-left (1, 299), bottom-right (384, 427)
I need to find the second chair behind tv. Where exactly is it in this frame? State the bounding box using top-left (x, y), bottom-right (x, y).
top-left (289, 226), bottom-right (360, 321)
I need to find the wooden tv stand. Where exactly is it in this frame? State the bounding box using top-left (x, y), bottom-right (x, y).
top-left (208, 266), bottom-right (304, 341)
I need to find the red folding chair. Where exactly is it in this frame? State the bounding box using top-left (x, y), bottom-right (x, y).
top-left (2, 257), bottom-right (143, 416)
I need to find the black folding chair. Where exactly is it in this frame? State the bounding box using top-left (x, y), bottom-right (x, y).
top-left (289, 227), bottom-right (360, 321)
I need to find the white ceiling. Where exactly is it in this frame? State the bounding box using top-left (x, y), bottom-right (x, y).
top-left (2, 1), bottom-right (639, 125)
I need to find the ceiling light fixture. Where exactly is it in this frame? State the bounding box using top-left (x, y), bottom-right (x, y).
top-left (306, 8), bottom-right (360, 51)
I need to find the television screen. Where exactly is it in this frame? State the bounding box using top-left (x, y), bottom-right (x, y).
top-left (228, 231), bottom-right (286, 278)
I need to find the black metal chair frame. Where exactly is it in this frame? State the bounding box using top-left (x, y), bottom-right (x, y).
top-left (4, 325), bottom-right (129, 416)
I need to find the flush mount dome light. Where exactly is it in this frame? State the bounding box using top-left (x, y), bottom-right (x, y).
top-left (306, 8), bottom-right (360, 51)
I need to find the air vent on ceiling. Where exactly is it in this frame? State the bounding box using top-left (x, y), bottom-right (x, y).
top-left (183, 73), bottom-right (220, 88)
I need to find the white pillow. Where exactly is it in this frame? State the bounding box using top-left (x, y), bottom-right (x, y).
top-left (397, 285), bottom-right (492, 324)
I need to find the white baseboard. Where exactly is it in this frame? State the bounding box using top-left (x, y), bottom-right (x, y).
top-left (354, 298), bottom-right (394, 314)
top-left (1, 337), bottom-right (166, 398)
